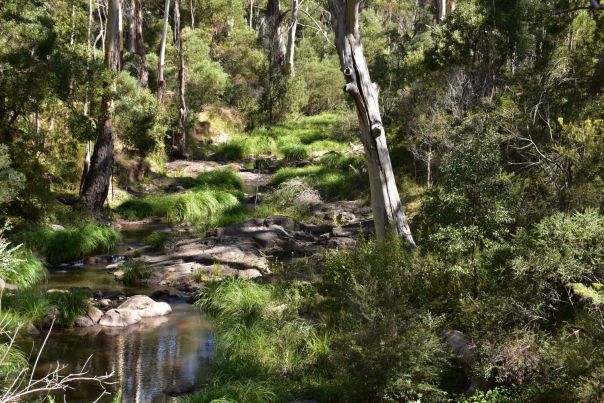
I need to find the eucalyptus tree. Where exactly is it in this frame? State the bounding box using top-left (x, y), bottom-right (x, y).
top-left (329, 0), bottom-right (415, 246)
top-left (174, 0), bottom-right (187, 158)
top-left (81, 0), bottom-right (123, 212)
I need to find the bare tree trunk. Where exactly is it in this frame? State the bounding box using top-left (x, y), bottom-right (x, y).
top-left (174, 0), bottom-right (187, 158)
top-left (79, 142), bottom-right (92, 196)
top-left (157, 0), bottom-right (171, 103)
top-left (284, 0), bottom-right (298, 76)
top-left (81, 0), bottom-right (123, 212)
top-left (133, 0), bottom-right (148, 87)
top-left (439, 0), bottom-right (447, 21)
top-left (189, 0), bottom-right (195, 28)
top-left (330, 0), bottom-right (415, 246)
top-left (267, 0), bottom-right (286, 69)
top-left (249, 0), bottom-right (254, 29)
top-left (127, 0), bottom-right (136, 52)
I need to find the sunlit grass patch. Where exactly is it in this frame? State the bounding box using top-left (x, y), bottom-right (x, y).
top-left (21, 223), bottom-right (121, 265)
top-left (179, 169), bottom-right (243, 191)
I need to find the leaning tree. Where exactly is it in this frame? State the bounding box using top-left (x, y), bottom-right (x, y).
top-left (330, 0), bottom-right (415, 246)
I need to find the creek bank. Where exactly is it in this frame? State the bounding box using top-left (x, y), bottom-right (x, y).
top-left (108, 208), bottom-right (374, 293)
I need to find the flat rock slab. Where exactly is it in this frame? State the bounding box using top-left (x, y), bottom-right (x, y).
top-left (118, 295), bottom-right (172, 318)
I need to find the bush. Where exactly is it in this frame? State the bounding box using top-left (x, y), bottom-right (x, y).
top-left (322, 236), bottom-right (451, 401)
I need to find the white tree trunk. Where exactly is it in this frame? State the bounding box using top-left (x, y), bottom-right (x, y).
top-left (174, 0), bottom-right (187, 158)
top-left (284, 0), bottom-right (298, 75)
top-left (157, 0), bottom-right (171, 103)
top-left (330, 0), bottom-right (415, 246)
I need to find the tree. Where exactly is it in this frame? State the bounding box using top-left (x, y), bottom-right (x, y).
top-left (174, 0), bottom-right (187, 158)
top-left (157, 0), bottom-right (171, 103)
top-left (133, 0), bottom-right (149, 88)
top-left (329, 0), bottom-right (415, 246)
top-left (80, 0), bottom-right (123, 212)
top-left (284, 0), bottom-right (299, 75)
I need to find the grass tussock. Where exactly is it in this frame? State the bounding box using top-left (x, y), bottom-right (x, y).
top-left (179, 169), bottom-right (243, 192)
top-left (21, 223), bottom-right (121, 265)
top-left (121, 259), bottom-right (151, 286)
top-left (117, 189), bottom-right (242, 227)
top-left (271, 160), bottom-right (366, 202)
top-left (189, 278), bottom-right (331, 402)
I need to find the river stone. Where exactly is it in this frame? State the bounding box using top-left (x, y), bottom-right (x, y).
top-left (75, 315), bottom-right (94, 327)
top-left (99, 309), bottom-right (142, 327)
top-left (118, 295), bottom-right (172, 318)
top-left (238, 269), bottom-right (262, 279)
top-left (98, 298), bottom-right (113, 308)
top-left (88, 306), bottom-right (103, 323)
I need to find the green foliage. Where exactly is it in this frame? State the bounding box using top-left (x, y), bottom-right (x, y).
top-left (323, 236), bottom-right (450, 401)
top-left (144, 232), bottom-right (168, 252)
top-left (179, 169), bottom-right (242, 191)
top-left (121, 259), bottom-right (151, 286)
top-left (191, 278), bottom-right (331, 402)
top-left (0, 226), bottom-right (46, 289)
top-left (117, 189), bottom-right (241, 227)
top-left (46, 289), bottom-right (90, 327)
top-left (0, 145), bottom-right (25, 209)
top-left (23, 223), bottom-right (121, 265)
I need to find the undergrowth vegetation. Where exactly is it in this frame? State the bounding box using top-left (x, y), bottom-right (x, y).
top-left (121, 259), bottom-right (151, 286)
top-left (19, 223), bottom-right (121, 265)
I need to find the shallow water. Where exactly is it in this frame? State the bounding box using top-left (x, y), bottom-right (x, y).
top-left (20, 232), bottom-right (214, 402)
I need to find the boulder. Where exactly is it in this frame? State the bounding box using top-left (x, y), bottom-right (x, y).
top-left (99, 309), bottom-right (142, 327)
top-left (117, 295), bottom-right (172, 318)
top-left (88, 306), bottom-right (104, 323)
top-left (98, 298), bottom-right (113, 308)
top-left (253, 231), bottom-right (281, 248)
top-left (75, 315), bottom-right (95, 327)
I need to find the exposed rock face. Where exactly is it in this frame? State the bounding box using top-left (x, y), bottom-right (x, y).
top-left (75, 315), bottom-right (95, 327)
top-left (117, 295), bottom-right (172, 318)
top-left (99, 309), bottom-right (142, 327)
top-left (88, 306), bottom-right (104, 323)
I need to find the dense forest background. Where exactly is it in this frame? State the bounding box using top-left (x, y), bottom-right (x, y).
top-left (2, 0), bottom-right (604, 401)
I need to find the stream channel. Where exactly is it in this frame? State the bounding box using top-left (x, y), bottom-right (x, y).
top-left (18, 227), bottom-right (215, 403)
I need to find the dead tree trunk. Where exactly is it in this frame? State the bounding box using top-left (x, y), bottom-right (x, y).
top-left (174, 0), bottom-right (187, 158)
top-left (133, 0), bottom-right (148, 87)
top-left (81, 0), bottom-right (123, 212)
top-left (284, 0), bottom-right (299, 75)
top-left (330, 0), bottom-right (415, 246)
top-left (157, 0), bottom-right (171, 103)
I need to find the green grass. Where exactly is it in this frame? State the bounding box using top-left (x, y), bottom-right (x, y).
top-left (189, 278), bottom-right (332, 402)
top-left (179, 169), bottom-right (243, 191)
top-left (21, 223), bottom-right (121, 265)
top-left (214, 114), bottom-right (356, 161)
top-left (2, 288), bottom-right (90, 328)
top-left (144, 232), bottom-right (168, 251)
top-left (117, 189), bottom-right (242, 227)
top-left (121, 259), bottom-right (151, 286)
top-left (271, 162), bottom-right (367, 202)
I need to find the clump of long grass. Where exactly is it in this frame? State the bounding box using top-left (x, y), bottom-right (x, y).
top-left (46, 290), bottom-right (90, 327)
top-left (271, 163), bottom-right (366, 202)
top-left (258, 178), bottom-right (321, 220)
top-left (22, 223), bottom-right (121, 265)
top-left (117, 189), bottom-right (242, 227)
top-left (180, 169), bottom-right (243, 191)
top-left (191, 278), bottom-right (330, 402)
top-left (121, 259), bottom-right (151, 286)
top-left (0, 225), bottom-right (47, 288)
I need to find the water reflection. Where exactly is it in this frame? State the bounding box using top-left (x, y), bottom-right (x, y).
top-left (20, 259), bottom-right (214, 403)
top-left (22, 303), bottom-right (214, 402)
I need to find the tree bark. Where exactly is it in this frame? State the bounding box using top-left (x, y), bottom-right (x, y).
top-left (284, 0), bottom-right (299, 75)
top-left (157, 0), bottom-right (171, 103)
top-left (133, 0), bottom-right (148, 88)
top-left (267, 0), bottom-right (286, 69)
top-left (174, 0), bottom-right (187, 158)
top-left (127, 0), bottom-right (136, 52)
top-left (81, 0), bottom-right (123, 212)
top-left (330, 0), bottom-right (415, 246)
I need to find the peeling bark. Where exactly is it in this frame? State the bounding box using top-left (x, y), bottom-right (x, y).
top-left (330, 0), bottom-right (415, 246)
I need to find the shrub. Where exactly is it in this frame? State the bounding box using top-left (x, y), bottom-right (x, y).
top-left (322, 236), bottom-right (451, 401)
top-left (121, 259), bottom-right (151, 286)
